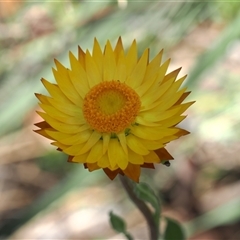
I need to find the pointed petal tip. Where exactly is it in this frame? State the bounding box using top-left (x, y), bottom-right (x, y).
top-left (115, 36), bottom-right (123, 47)
top-left (117, 36), bottom-right (122, 41)
top-left (53, 58), bottom-right (59, 65)
top-left (78, 45), bottom-right (85, 54)
top-left (35, 110), bottom-right (43, 115)
top-left (94, 37), bottom-right (99, 44)
top-left (141, 162), bottom-right (155, 169)
top-left (69, 50), bottom-right (74, 57)
top-left (155, 148), bottom-right (174, 161)
top-left (177, 66), bottom-right (182, 71)
top-left (103, 168), bottom-right (119, 180)
top-left (33, 122), bottom-right (40, 127)
top-left (34, 121), bottom-right (50, 128)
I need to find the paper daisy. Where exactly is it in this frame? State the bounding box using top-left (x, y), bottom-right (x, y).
top-left (35, 37), bottom-right (194, 182)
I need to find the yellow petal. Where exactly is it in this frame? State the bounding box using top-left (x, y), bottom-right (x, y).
top-left (159, 75), bottom-right (187, 102)
top-left (108, 138), bottom-right (128, 169)
top-left (78, 45), bottom-right (86, 68)
top-left (46, 130), bottom-right (92, 145)
top-left (34, 129), bottom-right (53, 140)
top-left (51, 141), bottom-right (69, 150)
top-left (113, 50), bottom-right (127, 82)
top-left (35, 93), bottom-right (49, 104)
top-left (131, 125), bottom-right (179, 141)
top-left (135, 50), bottom-right (163, 97)
top-left (47, 98), bottom-right (84, 117)
top-left (68, 69), bottom-right (86, 101)
top-left (139, 103), bottom-right (186, 123)
top-left (108, 138), bottom-right (128, 170)
top-left (117, 132), bottom-right (128, 154)
top-left (135, 116), bottom-right (160, 127)
top-left (63, 142), bottom-right (85, 155)
top-left (77, 131), bottom-right (102, 155)
top-left (141, 87), bottom-right (187, 113)
top-left (160, 135), bottom-right (179, 144)
top-left (37, 111), bottom-right (88, 134)
top-left (158, 102), bottom-right (194, 127)
top-left (72, 152), bottom-right (89, 163)
top-left (156, 58), bottom-right (171, 84)
top-left (141, 71), bottom-right (174, 108)
top-left (174, 128), bottom-right (190, 137)
top-left (41, 78), bottom-right (72, 104)
top-left (143, 49), bottom-right (163, 82)
top-left (86, 140), bottom-right (103, 163)
top-left (144, 151), bottom-right (160, 163)
top-left (92, 38), bottom-right (103, 75)
top-left (140, 59), bottom-right (171, 102)
top-left (125, 48), bottom-right (149, 88)
top-left (174, 91), bottom-right (191, 106)
top-left (103, 40), bottom-right (116, 81)
top-left (160, 115), bottom-right (186, 128)
top-left (39, 103), bottom-right (85, 125)
top-left (138, 139), bottom-right (164, 150)
top-left (102, 133), bottom-right (110, 154)
top-left (114, 37), bottom-right (124, 61)
top-left (68, 52), bottom-right (89, 97)
top-left (53, 59), bottom-right (82, 106)
top-left (128, 149), bottom-right (144, 165)
top-left (126, 39), bottom-right (137, 76)
top-left (162, 67), bottom-right (182, 84)
top-left (45, 130), bottom-right (73, 141)
top-left (126, 134), bottom-right (149, 155)
top-left (97, 153), bottom-right (110, 168)
top-left (85, 50), bottom-right (102, 88)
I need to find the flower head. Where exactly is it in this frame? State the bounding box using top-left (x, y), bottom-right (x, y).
top-left (35, 38), bottom-right (194, 182)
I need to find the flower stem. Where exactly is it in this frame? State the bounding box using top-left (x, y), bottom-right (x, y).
top-left (119, 175), bottom-right (159, 240)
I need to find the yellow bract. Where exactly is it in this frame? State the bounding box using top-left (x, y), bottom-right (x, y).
top-left (35, 37), bottom-right (194, 182)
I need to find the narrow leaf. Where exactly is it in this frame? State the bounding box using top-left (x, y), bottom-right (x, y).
top-left (134, 182), bottom-right (160, 224)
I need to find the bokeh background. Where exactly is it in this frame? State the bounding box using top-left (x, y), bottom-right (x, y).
top-left (1, 1), bottom-right (240, 239)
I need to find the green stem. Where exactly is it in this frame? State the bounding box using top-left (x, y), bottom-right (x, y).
top-left (119, 175), bottom-right (159, 240)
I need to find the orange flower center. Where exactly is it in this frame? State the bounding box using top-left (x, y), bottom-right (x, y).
top-left (83, 80), bottom-right (141, 133)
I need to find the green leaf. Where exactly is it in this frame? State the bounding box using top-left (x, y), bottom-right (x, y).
top-left (134, 183), bottom-right (160, 224)
top-left (164, 217), bottom-right (185, 240)
top-left (109, 211), bottom-right (126, 233)
top-left (109, 211), bottom-right (134, 240)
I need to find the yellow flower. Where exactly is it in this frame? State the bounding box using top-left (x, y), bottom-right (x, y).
top-left (35, 38), bottom-right (194, 182)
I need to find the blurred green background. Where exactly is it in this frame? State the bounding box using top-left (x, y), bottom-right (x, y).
top-left (1, 0), bottom-right (240, 239)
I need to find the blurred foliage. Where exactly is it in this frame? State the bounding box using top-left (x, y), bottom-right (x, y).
top-left (36, 151), bottom-right (75, 175)
top-left (1, 1), bottom-right (240, 239)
